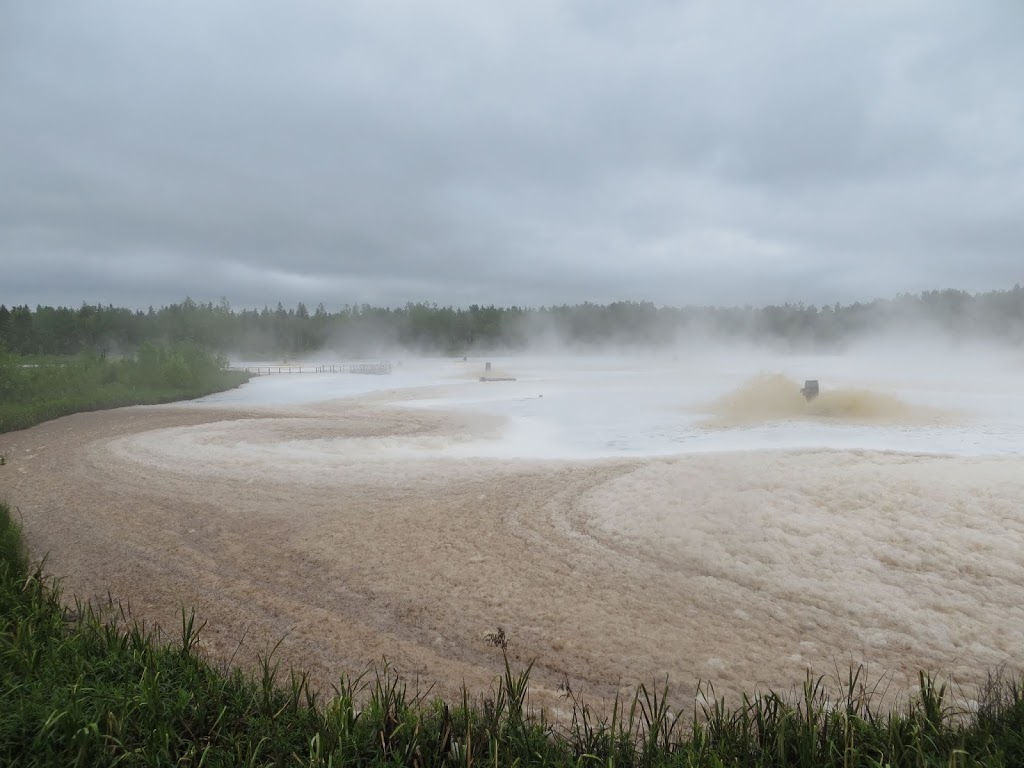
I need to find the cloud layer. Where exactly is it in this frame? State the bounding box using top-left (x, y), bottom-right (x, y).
top-left (2, 1), bottom-right (1021, 309)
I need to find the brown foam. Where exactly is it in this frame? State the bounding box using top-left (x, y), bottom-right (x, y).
top-left (704, 373), bottom-right (947, 427)
top-left (1, 399), bottom-right (1018, 714)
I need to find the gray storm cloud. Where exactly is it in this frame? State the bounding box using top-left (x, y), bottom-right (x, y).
top-left (1, 0), bottom-right (1021, 309)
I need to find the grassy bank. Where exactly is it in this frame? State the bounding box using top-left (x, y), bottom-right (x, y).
top-left (1, 503), bottom-right (1023, 765)
top-left (0, 343), bottom-right (249, 434)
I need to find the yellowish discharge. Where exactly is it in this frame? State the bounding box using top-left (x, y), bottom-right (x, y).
top-left (705, 374), bottom-right (945, 426)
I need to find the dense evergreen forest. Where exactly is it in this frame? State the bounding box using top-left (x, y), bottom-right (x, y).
top-left (1, 285), bottom-right (1022, 359)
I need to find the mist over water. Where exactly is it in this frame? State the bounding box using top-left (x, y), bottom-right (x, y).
top-left (198, 341), bottom-right (1024, 460)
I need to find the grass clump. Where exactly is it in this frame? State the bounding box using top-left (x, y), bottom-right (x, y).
top-left (2, 499), bottom-right (1023, 765)
top-left (0, 343), bottom-right (249, 434)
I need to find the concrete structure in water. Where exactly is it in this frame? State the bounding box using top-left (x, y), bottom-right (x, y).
top-left (480, 362), bottom-right (515, 382)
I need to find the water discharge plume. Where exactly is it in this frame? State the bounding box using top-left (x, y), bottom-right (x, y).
top-left (703, 373), bottom-right (947, 427)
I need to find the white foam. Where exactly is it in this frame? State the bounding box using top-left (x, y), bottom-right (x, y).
top-left (179, 351), bottom-right (1024, 460)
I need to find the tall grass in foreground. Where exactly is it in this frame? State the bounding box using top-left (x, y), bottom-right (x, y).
top-left (2, 502), bottom-right (1023, 766)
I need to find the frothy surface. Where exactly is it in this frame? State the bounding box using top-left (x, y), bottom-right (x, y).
top-left (4, 349), bottom-right (1023, 707)
top-left (192, 352), bottom-right (1024, 459)
top-left (704, 373), bottom-right (945, 426)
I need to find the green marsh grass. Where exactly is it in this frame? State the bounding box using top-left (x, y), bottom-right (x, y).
top-left (2, 499), bottom-right (1023, 765)
top-left (0, 343), bottom-right (249, 434)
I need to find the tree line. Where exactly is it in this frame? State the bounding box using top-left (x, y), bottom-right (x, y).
top-left (1, 285), bottom-right (1022, 358)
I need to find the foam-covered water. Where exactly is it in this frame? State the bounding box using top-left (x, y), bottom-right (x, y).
top-left (10, 345), bottom-right (1024, 702)
top-left (190, 351), bottom-right (1024, 459)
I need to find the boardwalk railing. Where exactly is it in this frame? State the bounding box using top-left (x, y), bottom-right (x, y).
top-left (233, 362), bottom-right (392, 376)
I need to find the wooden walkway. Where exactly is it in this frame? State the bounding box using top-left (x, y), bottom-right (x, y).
top-left (233, 362), bottom-right (392, 376)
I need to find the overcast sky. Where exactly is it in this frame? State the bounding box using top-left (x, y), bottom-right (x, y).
top-left (1, 1), bottom-right (1021, 311)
